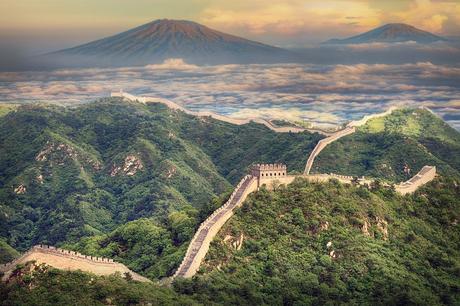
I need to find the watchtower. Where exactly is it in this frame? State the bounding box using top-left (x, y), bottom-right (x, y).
top-left (251, 163), bottom-right (287, 187)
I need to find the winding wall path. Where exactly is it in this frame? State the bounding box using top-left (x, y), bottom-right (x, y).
top-left (304, 127), bottom-right (356, 175)
top-left (303, 107), bottom-right (399, 175)
top-left (111, 91), bottom-right (331, 135)
top-left (173, 175), bottom-right (258, 279)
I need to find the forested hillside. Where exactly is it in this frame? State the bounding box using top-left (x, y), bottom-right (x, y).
top-left (187, 176), bottom-right (460, 305)
top-left (314, 108), bottom-right (460, 181)
top-left (1, 176), bottom-right (458, 305)
top-left (0, 98), bottom-right (319, 278)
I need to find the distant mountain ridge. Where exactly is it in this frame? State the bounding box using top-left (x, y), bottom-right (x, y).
top-left (324, 23), bottom-right (447, 44)
top-left (46, 19), bottom-right (293, 67)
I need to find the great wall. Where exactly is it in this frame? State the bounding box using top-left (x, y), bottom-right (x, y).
top-left (111, 91), bottom-right (332, 135)
top-left (1, 94), bottom-right (437, 283)
top-left (0, 245), bottom-right (151, 283)
top-left (304, 106), bottom-right (398, 175)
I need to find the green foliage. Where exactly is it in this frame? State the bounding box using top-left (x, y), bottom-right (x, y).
top-left (0, 264), bottom-right (199, 306)
top-left (177, 177), bottom-right (460, 305)
top-left (1, 101), bottom-right (459, 304)
top-left (63, 216), bottom-right (198, 279)
top-left (315, 108), bottom-right (460, 181)
top-left (0, 239), bottom-right (19, 264)
top-left (0, 104), bottom-right (18, 117)
top-left (0, 98), bottom-right (319, 275)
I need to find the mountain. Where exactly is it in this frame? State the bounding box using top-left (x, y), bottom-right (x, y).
top-left (324, 23), bottom-right (447, 44)
top-left (0, 98), bottom-right (319, 278)
top-left (0, 99), bottom-right (459, 304)
top-left (44, 19), bottom-right (293, 67)
top-left (314, 108), bottom-right (460, 180)
top-left (2, 176), bottom-right (459, 305)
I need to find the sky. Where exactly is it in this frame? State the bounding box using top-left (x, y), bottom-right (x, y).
top-left (1, 0), bottom-right (460, 55)
top-left (0, 0), bottom-right (459, 130)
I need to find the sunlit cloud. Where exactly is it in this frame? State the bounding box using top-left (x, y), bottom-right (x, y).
top-left (0, 58), bottom-right (459, 130)
top-left (145, 58), bottom-right (199, 70)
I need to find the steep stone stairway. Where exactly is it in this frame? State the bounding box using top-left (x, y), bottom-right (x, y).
top-left (173, 175), bottom-right (257, 279)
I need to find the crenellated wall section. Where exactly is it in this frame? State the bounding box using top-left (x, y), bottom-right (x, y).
top-left (172, 175), bottom-right (258, 279)
top-left (0, 245), bottom-right (151, 282)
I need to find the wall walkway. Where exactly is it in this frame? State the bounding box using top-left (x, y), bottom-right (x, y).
top-left (395, 166), bottom-right (436, 194)
top-left (304, 127), bottom-right (356, 175)
top-left (173, 175), bottom-right (258, 279)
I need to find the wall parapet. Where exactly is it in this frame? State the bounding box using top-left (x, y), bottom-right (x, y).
top-left (0, 244), bottom-right (116, 273)
top-left (395, 166), bottom-right (436, 194)
top-left (1, 244), bottom-right (151, 282)
top-left (172, 174), bottom-right (257, 279)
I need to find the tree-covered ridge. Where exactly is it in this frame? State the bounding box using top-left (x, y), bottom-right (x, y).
top-left (2, 177), bottom-right (458, 305)
top-left (185, 177), bottom-right (460, 305)
top-left (0, 263), bottom-right (199, 306)
top-left (314, 108), bottom-right (460, 181)
top-left (0, 98), bottom-right (320, 278)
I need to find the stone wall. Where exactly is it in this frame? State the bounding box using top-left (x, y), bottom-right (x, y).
top-left (304, 127), bottom-right (356, 175)
top-left (173, 175), bottom-right (258, 279)
top-left (395, 166), bottom-right (436, 194)
top-left (111, 91), bottom-right (313, 134)
top-left (0, 245), bottom-right (150, 282)
top-left (347, 106), bottom-right (397, 127)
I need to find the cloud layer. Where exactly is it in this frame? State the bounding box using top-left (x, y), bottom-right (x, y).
top-left (1, 59), bottom-right (459, 129)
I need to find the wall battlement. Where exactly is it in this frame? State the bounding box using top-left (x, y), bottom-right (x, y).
top-left (251, 163), bottom-right (288, 187)
top-left (0, 244), bottom-right (150, 283)
top-left (0, 245), bottom-right (114, 272)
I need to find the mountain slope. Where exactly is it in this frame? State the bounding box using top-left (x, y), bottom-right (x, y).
top-left (47, 19), bottom-right (292, 66)
top-left (0, 98), bottom-right (319, 278)
top-left (324, 23), bottom-right (447, 44)
top-left (2, 176), bottom-right (458, 305)
top-left (192, 177), bottom-right (460, 305)
top-left (314, 108), bottom-right (460, 181)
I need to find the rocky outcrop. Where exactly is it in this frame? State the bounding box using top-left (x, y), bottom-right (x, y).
top-left (110, 155), bottom-right (143, 176)
top-left (14, 184), bottom-right (26, 194)
top-left (360, 217), bottom-right (389, 240)
top-left (376, 217), bottom-right (389, 240)
top-left (36, 141), bottom-right (101, 170)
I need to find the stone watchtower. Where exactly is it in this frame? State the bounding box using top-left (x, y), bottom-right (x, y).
top-left (251, 163), bottom-right (287, 188)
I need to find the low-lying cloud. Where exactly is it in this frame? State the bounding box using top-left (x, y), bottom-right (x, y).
top-left (1, 59), bottom-right (459, 130)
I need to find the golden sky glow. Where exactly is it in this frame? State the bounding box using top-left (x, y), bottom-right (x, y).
top-left (1, 0), bottom-right (459, 49)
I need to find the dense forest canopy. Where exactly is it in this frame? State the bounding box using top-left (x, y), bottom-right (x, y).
top-left (1, 176), bottom-right (459, 305)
